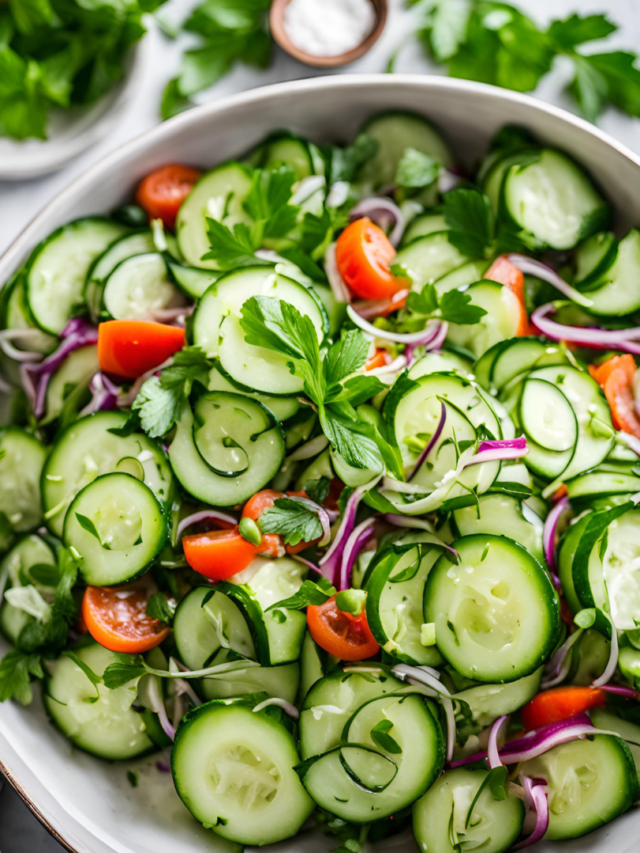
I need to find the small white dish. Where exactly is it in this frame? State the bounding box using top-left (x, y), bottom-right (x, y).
top-left (0, 38), bottom-right (148, 181)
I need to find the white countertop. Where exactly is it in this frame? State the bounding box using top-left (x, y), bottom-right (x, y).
top-left (1, 0), bottom-right (639, 259)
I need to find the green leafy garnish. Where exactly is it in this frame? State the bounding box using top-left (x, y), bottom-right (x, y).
top-left (133, 346), bottom-right (212, 438)
top-left (266, 578), bottom-right (336, 611)
top-left (370, 719), bottom-right (402, 754)
top-left (102, 655), bottom-right (146, 690)
top-left (161, 0), bottom-right (272, 120)
top-left (146, 593), bottom-right (175, 625)
top-left (398, 3), bottom-right (640, 125)
top-left (407, 282), bottom-right (487, 326)
top-left (303, 477), bottom-right (332, 505)
top-left (260, 498), bottom-right (324, 546)
top-left (75, 513), bottom-right (110, 550)
top-left (395, 148), bottom-right (441, 190)
top-left (326, 133), bottom-right (379, 184)
top-left (444, 187), bottom-right (494, 258)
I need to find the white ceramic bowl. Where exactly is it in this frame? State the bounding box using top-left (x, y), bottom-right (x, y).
top-left (0, 39), bottom-right (147, 181)
top-left (2, 75), bottom-right (640, 853)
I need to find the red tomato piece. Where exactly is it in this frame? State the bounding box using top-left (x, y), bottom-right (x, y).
top-left (336, 218), bottom-right (406, 300)
top-left (307, 595), bottom-right (380, 661)
top-left (82, 581), bottom-right (171, 654)
top-left (135, 164), bottom-right (202, 229)
top-left (98, 320), bottom-right (185, 379)
top-left (520, 686), bottom-right (606, 731)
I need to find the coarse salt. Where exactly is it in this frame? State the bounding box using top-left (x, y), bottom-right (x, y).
top-left (283, 0), bottom-right (376, 57)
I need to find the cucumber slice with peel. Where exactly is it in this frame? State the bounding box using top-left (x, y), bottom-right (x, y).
top-left (0, 427), bottom-right (47, 532)
top-left (102, 253), bottom-right (187, 320)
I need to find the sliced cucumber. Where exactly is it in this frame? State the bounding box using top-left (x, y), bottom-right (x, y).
top-left (102, 253), bottom-right (187, 321)
top-left (520, 377), bottom-right (577, 452)
top-left (42, 344), bottom-right (99, 425)
top-left (3, 276), bottom-right (57, 354)
top-left (574, 231), bottom-right (617, 290)
top-left (207, 365), bottom-right (300, 422)
top-left (447, 281), bottom-right (522, 358)
top-left (582, 230), bottom-right (640, 316)
top-left (591, 708), bottom-right (640, 783)
top-left (299, 630), bottom-right (337, 702)
top-left (192, 266), bottom-right (326, 394)
top-left (452, 493), bottom-right (544, 563)
top-left (0, 534), bottom-right (57, 643)
top-left (394, 231), bottom-right (469, 290)
top-left (172, 700), bottom-right (314, 846)
top-left (502, 149), bottom-right (609, 250)
top-left (520, 734), bottom-right (638, 840)
top-left (434, 260), bottom-right (489, 294)
top-left (359, 111), bottom-right (453, 188)
top-left (412, 767), bottom-right (525, 853)
top-left (64, 473), bottom-right (166, 586)
top-left (403, 212), bottom-right (449, 245)
top-left (174, 587), bottom-right (256, 670)
top-left (165, 257), bottom-right (218, 299)
top-left (0, 427), bottom-right (47, 532)
top-left (557, 515), bottom-right (590, 615)
top-left (85, 230), bottom-right (155, 320)
top-left (44, 642), bottom-right (153, 760)
top-left (26, 218), bottom-right (127, 334)
top-left (424, 534), bottom-right (559, 682)
top-left (527, 364), bottom-right (613, 483)
top-left (365, 542), bottom-right (444, 665)
top-left (566, 469), bottom-right (640, 503)
top-left (408, 348), bottom-right (474, 379)
top-left (299, 693), bottom-right (444, 823)
top-left (453, 667), bottom-right (542, 730)
top-left (218, 578), bottom-right (306, 667)
top-left (169, 396), bottom-right (285, 507)
top-left (201, 647), bottom-right (299, 704)
top-left (251, 131), bottom-right (321, 181)
top-left (42, 411), bottom-right (173, 537)
top-left (300, 667), bottom-right (404, 759)
top-left (176, 163), bottom-right (253, 270)
top-left (490, 337), bottom-right (567, 392)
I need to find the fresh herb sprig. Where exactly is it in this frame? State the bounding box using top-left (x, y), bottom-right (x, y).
top-left (398, 2), bottom-right (640, 125)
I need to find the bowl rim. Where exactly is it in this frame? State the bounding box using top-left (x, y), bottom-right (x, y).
top-left (2, 72), bottom-right (640, 853)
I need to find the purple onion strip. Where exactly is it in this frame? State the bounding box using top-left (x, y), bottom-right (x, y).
top-left (324, 243), bottom-right (351, 304)
top-left (338, 518), bottom-right (376, 591)
top-left (487, 715), bottom-right (508, 769)
top-left (531, 304), bottom-right (640, 354)
top-left (347, 304), bottom-right (444, 345)
top-left (593, 619), bottom-right (619, 688)
top-left (507, 254), bottom-right (593, 308)
top-left (319, 482), bottom-right (374, 585)
top-left (409, 402), bottom-right (446, 480)
top-left (514, 779), bottom-right (550, 849)
top-left (156, 761), bottom-right (171, 773)
top-left (175, 510), bottom-right (238, 541)
top-left (349, 197), bottom-right (405, 246)
top-left (79, 372), bottom-right (120, 416)
top-left (598, 684), bottom-right (638, 699)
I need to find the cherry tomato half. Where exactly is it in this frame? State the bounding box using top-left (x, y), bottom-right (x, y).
top-left (307, 595), bottom-right (380, 661)
top-left (135, 164), bottom-right (202, 229)
top-left (82, 581), bottom-right (171, 654)
top-left (336, 217), bottom-right (405, 300)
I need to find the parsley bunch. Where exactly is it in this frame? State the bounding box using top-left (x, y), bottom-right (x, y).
top-left (0, 548), bottom-right (81, 704)
top-left (400, 1), bottom-right (640, 124)
top-left (240, 298), bottom-right (403, 476)
top-left (161, 0), bottom-right (272, 121)
top-left (0, 0), bottom-right (165, 140)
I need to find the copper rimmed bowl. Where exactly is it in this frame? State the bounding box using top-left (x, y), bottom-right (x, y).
top-left (2, 76), bottom-right (640, 853)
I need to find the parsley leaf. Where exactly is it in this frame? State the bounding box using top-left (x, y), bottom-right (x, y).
top-left (242, 166), bottom-right (298, 238)
top-left (161, 0), bottom-right (272, 120)
top-left (327, 133), bottom-right (379, 184)
top-left (444, 187), bottom-right (494, 258)
top-left (201, 219), bottom-right (262, 269)
top-left (146, 592), bottom-right (175, 625)
top-left (300, 206), bottom-right (349, 260)
top-left (548, 14), bottom-right (617, 49)
top-left (102, 656), bottom-right (146, 690)
top-left (267, 578), bottom-right (335, 611)
top-left (0, 650), bottom-right (43, 705)
top-left (395, 148), bottom-right (441, 190)
top-left (370, 719), bottom-right (402, 754)
top-left (75, 513), bottom-right (110, 549)
top-left (260, 498), bottom-right (323, 546)
top-left (304, 477), bottom-right (331, 505)
top-left (133, 346), bottom-right (212, 438)
top-left (439, 289), bottom-right (488, 325)
top-left (323, 329), bottom-right (369, 395)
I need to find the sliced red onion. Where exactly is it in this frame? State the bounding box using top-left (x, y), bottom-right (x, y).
top-left (118, 357), bottom-right (174, 408)
top-left (347, 305), bottom-right (444, 345)
top-left (350, 198), bottom-right (405, 246)
top-left (324, 243), bottom-right (350, 303)
top-left (366, 355), bottom-right (408, 377)
top-left (147, 676), bottom-right (175, 741)
top-left (543, 495), bottom-right (569, 577)
top-left (488, 715), bottom-right (508, 769)
top-left (514, 779), bottom-right (550, 849)
top-left (439, 168), bottom-right (463, 194)
top-left (384, 514), bottom-right (460, 560)
top-left (21, 320), bottom-right (99, 419)
top-left (0, 329), bottom-right (46, 362)
top-left (285, 494), bottom-right (332, 547)
top-left (351, 289), bottom-right (409, 320)
top-left (424, 320), bottom-right (449, 352)
top-left (319, 476), bottom-right (381, 584)
top-left (450, 713), bottom-right (594, 768)
top-left (441, 696), bottom-right (456, 762)
top-left (292, 555), bottom-right (324, 576)
top-left (79, 372), bottom-right (120, 416)
top-left (175, 509), bottom-right (237, 541)
top-left (464, 437), bottom-right (528, 467)
top-left (593, 619), bottom-right (619, 688)
top-left (151, 657), bottom-right (260, 681)
top-left (541, 628), bottom-right (584, 690)
top-left (617, 432), bottom-right (640, 459)
top-left (391, 663), bottom-right (450, 694)
top-left (156, 760), bottom-right (171, 773)
top-left (338, 517), bottom-right (376, 591)
top-left (409, 401), bottom-right (446, 480)
top-left (253, 697), bottom-right (300, 719)
top-left (326, 181), bottom-right (351, 209)
top-left (531, 303), bottom-right (640, 354)
top-left (151, 304), bottom-right (194, 324)
top-left (507, 254), bottom-right (593, 308)
top-left (174, 678), bottom-right (202, 707)
top-left (598, 684), bottom-right (638, 699)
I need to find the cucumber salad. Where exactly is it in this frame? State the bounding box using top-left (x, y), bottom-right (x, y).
top-left (4, 112), bottom-right (640, 851)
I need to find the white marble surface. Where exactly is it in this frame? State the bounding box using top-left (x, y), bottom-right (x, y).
top-left (0, 0), bottom-right (639, 258)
